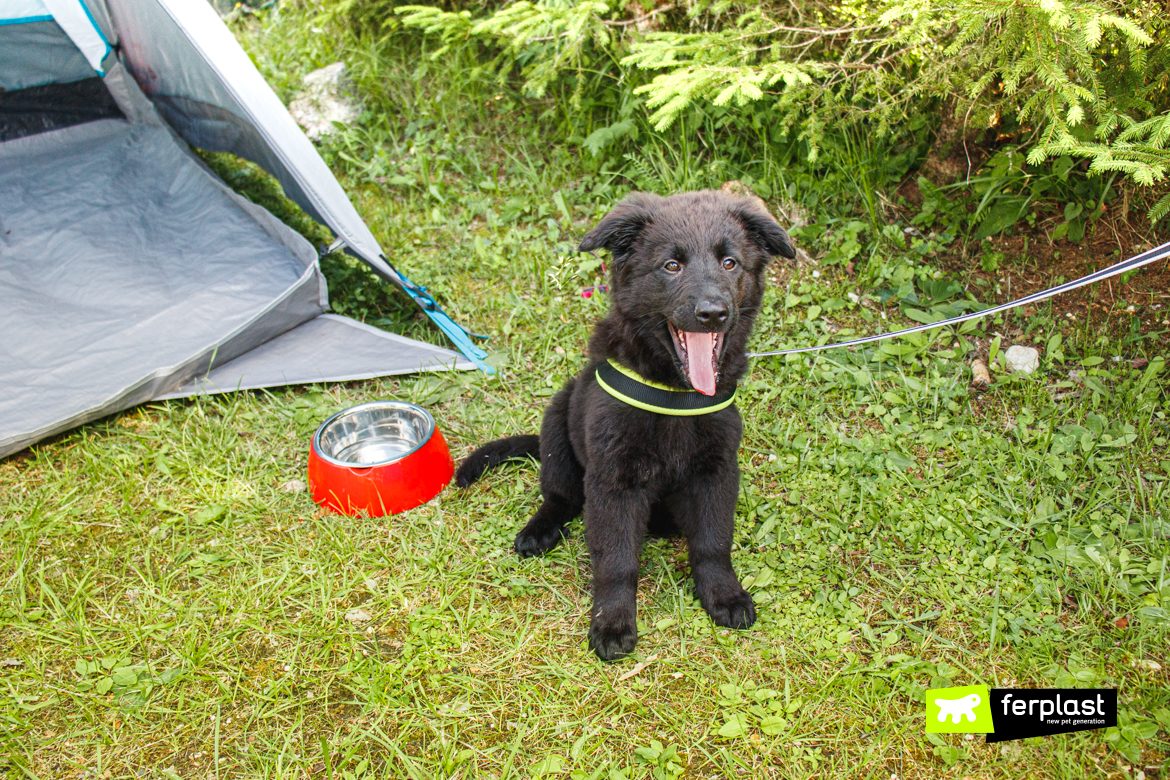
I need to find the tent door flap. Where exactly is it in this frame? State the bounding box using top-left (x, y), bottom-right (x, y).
top-left (157, 314), bottom-right (474, 399)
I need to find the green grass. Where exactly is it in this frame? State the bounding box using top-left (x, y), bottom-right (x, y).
top-left (3, 7), bottom-right (1170, 779)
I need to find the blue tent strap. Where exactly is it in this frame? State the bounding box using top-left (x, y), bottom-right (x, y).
top-left (377, 255), bottom-right (495, 375)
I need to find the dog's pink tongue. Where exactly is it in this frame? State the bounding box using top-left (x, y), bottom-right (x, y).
top-left (684, 331), bottom-right (717, 395)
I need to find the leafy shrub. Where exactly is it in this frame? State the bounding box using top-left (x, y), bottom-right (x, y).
top-left (388, 0), bottom-right (1169, 223)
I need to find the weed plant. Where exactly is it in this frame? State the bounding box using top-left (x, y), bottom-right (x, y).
top-left (2, 5), bottom-right (1169, 779)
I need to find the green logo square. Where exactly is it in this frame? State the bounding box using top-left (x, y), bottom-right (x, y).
top-left (926, 684), bottom-right (994, 733)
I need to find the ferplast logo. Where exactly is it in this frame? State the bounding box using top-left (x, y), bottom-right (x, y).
top-left (999, 691), bottom-right (1107, 721)
top-left (924, 686), bottom-right (1118, 741)
top-left (926, 685), bottom-right (994, 734)
top-left (985, 689), bottom-right (1117, 743)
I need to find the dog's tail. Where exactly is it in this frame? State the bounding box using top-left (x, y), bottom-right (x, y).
top-left (455, 435), bottom-right (540, 487)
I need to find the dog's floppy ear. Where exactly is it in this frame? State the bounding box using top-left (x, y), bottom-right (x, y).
top-left (578, 192), bottom-right (663, 258)
top-left (731, 200), bottom-right (797, 260)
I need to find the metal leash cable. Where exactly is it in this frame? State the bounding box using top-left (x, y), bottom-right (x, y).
top-left (747, 241), bottom-right (1170, 359)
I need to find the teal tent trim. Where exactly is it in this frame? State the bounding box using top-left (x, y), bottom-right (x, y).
top-left (0, 15), bottom-right (54, 24)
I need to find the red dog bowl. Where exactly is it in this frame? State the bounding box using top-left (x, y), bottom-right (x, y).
top-left (308, 401), bottom-right (453, 517)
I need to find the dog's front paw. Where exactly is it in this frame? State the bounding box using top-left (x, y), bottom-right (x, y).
top-left (513, 523), bottom-right (568, 558)
top-left (705, 588), bottom-right (756, 630)
top-left (588, 618), bottom-right (638, 662)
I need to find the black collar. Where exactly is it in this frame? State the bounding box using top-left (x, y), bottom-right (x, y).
top-left (595, 359), bottom-right (736, 415)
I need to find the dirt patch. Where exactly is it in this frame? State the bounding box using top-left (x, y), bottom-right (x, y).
top-left (940, 219), bottom-right (1170, 345)
top-left (919, 101), bottom-right (991, 187)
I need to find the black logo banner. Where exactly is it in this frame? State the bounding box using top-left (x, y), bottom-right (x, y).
top-left (986, 689), bottom-right (1117, 743)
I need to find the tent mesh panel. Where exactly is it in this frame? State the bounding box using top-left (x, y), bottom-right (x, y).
top-left (0, 77), bottom-right (123, 142)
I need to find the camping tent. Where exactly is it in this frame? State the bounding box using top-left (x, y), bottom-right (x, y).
top-left (0, 0), bottom-right (489, 459)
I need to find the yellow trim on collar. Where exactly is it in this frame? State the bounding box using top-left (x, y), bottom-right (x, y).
top-left (595, 359), bottom-right (737, 416)
top-left (605, 359), bottom-right (686, 391)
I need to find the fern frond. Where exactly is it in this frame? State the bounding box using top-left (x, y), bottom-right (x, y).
top-left (1150, 193), bottom-right (1170, 224)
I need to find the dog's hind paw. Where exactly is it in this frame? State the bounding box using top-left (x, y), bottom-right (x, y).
top-left (706, 589), bottom-right (756, 630)
top-left (588, 623), bottom-right (638, 662)
top-left (514, 524), bottom-right (568, 558)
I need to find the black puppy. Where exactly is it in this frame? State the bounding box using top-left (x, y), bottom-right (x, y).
top-left (457, 190), bottom-right (795, 661)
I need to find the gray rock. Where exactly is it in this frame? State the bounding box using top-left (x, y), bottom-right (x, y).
top-left (1005, 344), bottom-right (1040, 374)
top-left (289, 63), bottom-right (362, 139)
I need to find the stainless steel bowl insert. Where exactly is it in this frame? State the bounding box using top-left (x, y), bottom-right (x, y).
top-left (313, 401), bottom-right (436, 467)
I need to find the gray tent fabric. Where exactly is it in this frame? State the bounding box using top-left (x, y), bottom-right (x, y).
top-left (102, 0), bottom-right (491, 370)
top-left (0, 0), bottom-right (476, 459)
top-left (104, 0), bottom-right (386, 267)
top-left (0, 21), bottom-right (95, 90)
top-left (0, 119), bottom-right (325, 456)
top-left (159, 315), bottom-right (471, 399)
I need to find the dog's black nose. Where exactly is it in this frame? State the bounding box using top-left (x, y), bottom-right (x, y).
top-left (694, 299), bottom-right (729, 326)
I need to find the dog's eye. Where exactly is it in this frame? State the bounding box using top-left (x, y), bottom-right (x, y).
top-left (663, 259), bottom-right (682, 273)
top-left (722, 257), bottom-right (738, 270)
